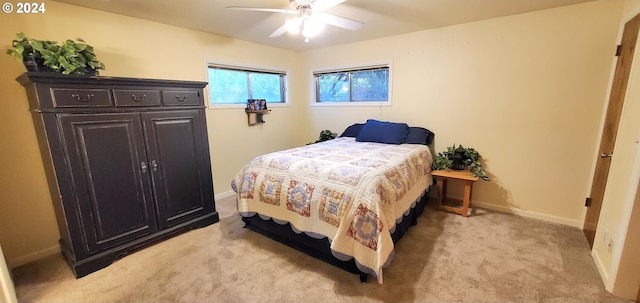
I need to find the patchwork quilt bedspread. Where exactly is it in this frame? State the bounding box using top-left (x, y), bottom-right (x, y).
top-left (231, 137), bottom-right (432, 283)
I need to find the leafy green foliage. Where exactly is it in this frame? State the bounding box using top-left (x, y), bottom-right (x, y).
top-left (432, 153), bottom-right (453, 171)
top-left (318, 72), bottom-right (349, 102)
top-left (208, 68), bottom-right (284, 104)
top-left (317, 68), bottom-right (389, 102)
top-left (432, 144), bottom-right (490, 181)
top-left (352, 69), bottom-right (389, 101)
top-left (308, 129), bottom-right (337, 144)
top-left (6, 32), bottom-right (105, 75)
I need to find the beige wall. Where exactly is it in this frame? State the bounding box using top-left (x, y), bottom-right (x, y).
top-left (0, 0), bottom-right (633, 288)
top-left (590, 0), bottom-right (640, 298)
top-left (0, 1), bottom-right (308, 265)
top-left (302, 1), bottom-right (624, 225)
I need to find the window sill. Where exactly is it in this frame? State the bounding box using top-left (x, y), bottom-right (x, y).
top-left (208, 103), bottom-right (290, 110)
top-left (310, 102), bottom-right (391, 107)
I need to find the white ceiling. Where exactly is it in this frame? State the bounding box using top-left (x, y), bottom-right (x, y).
top-left (52, 0), bottom-right (595, 52)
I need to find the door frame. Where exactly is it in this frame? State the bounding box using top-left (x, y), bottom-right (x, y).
top-left (0, 245), bottom-right (18, 303)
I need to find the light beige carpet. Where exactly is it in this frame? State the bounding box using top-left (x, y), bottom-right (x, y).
top-left (12, 196), bottom-right (633, 303)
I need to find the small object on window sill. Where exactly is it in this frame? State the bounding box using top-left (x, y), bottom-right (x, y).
top-left (245, 109), bottom-right (271, 126)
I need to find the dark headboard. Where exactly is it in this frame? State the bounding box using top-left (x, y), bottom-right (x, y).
top-left (339, 120), bottom-right (434, 145)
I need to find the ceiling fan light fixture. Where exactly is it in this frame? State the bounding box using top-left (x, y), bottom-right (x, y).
top-left (286, 17), bottom-right (302, 34)
top-left (301, 14), bottom-right (325, 39)
top-left (228, 0), bottom-right (362, 42)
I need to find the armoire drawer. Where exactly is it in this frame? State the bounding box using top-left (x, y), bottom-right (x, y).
top-left (113, 89), bottom-right (161, 107)
top-left (52, 88), bottom-right (111, 108)
top-left (162, 90), bottom-right (201, 106)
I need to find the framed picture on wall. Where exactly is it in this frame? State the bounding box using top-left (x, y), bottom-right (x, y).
top-left (246, 99), bottom-right (267, 110)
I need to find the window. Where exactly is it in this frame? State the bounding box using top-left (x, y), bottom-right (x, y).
top-left (207, 65), bottom-right (287, 106)
top-left (314, 65), bottom-right (390, 104)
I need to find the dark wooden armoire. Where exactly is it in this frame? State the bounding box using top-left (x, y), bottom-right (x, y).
top-left (17, 73), bottom-right (219, 278)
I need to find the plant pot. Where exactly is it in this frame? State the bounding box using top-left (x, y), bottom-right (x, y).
top-left (22, 56), bottom-right (53, 72)
top-left (84, 68), bottom-right (99, 76)
top-left (451, 146), bottom-right (467, 170)
top-left (22, 57), bottom-right (99, 76)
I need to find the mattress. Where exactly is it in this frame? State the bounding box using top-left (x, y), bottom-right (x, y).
top-left (231, 137), bottom-right (433, 282)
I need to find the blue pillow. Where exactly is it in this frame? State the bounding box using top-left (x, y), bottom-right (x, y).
top-left (356, 119), bottom-right (409, 144)
top-left (404, 127), bottom-right (435, 145)
top-left (340, 123), bottom-right (364, 137)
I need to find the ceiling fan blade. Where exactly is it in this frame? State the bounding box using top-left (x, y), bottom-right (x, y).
top-left (311, 0), bottom-right (347, 11)
top-left (269, 23), bottom-right (289, 38)
top-left (319, 13), bottom-right (363, 31)
top-left (226, 6), bottom-right (296, 14)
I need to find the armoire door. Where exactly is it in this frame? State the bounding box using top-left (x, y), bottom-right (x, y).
top-left (142, 110), bottom-right (215, 229)
top-left (59, 113), bottom-right (158, 253)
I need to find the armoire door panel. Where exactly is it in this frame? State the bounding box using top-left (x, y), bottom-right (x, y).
top-left (142, 111), bottom-right (213, 228)
top-left (59, 113), bottom-right (158, 252)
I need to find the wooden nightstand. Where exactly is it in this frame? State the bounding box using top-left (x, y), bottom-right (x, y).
top-left (432, 170), bottom-right (479, 217)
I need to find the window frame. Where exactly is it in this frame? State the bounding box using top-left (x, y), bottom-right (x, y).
top-left (311, 61), bottom-right (392, 107)
top-left (206, 61), bottom-right (290, 109)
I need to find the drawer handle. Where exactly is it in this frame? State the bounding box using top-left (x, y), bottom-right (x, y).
top-left (131, 94), bottom-right (147, 102)
top-left (71, 93), bottom-right (94, 102)
top-left (175, 95), bottom-right (189, 102)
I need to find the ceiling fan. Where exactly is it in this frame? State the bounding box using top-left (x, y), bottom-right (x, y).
top-left (227, 0), bottom-right (363, 42)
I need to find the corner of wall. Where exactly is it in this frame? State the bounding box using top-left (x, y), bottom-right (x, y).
top-left (6, 245), bottom-right (59, 269)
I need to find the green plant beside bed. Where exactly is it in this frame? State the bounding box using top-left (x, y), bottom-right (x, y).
top-left (308, 129), bottom-right (337, 144)
top-left (432, 144), bottom-right (490, 181)
top-left (6, 32), bottom-right (105, 75)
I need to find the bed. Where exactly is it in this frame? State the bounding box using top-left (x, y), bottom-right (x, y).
top-left (231, 119), bottom-right (434, 283)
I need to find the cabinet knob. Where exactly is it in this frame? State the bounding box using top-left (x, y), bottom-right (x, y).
top-left (151, 160), bottom-right (158, 172)
top-left (71, 93), bottom-right (94, 102)
top-left (141, 161), bottom-right (148, 173)
top-left (175, 95), bottom-right (189, 102)
top-left (131, 94), bottom-right (147, 102)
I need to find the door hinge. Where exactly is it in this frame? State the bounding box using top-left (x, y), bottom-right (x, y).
top-left (616, 44), bottom-right (622, 56)
top-left (585, 197), bottom-right (592, 207)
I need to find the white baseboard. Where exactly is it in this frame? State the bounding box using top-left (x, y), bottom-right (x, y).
top-left (592, 249), bottom-right (613, 292)
top-left (471, 200), bottom-right (582, 228)
top-left (215, 190), bottom-right (235, 201)
top-left (7, 245), bottom-right (59, 269)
